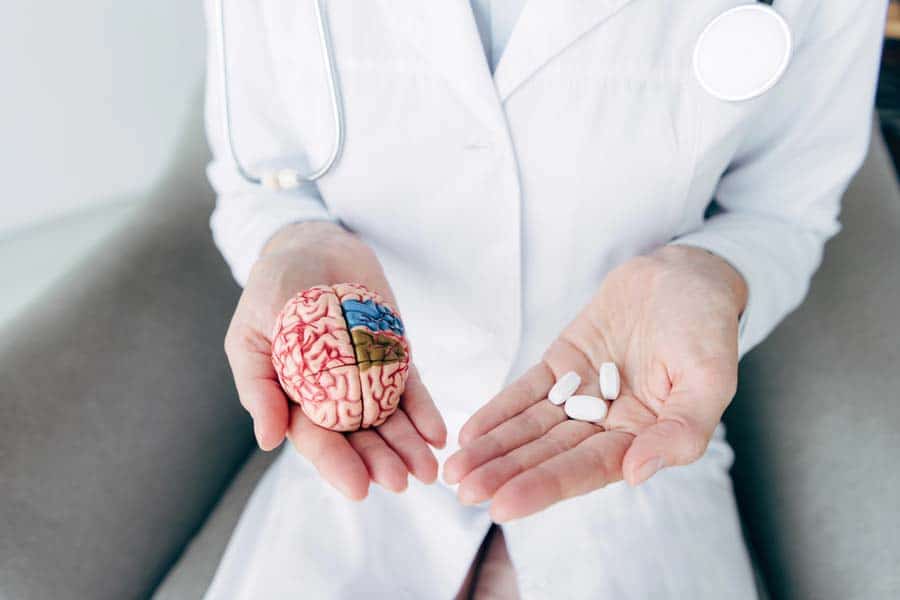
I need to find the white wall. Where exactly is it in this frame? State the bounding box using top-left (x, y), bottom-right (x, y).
top-left (0, 2), bottom-right (205, 237)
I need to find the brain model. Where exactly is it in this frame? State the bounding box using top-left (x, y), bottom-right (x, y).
top-left (271, 283), bottom-right (409, 432)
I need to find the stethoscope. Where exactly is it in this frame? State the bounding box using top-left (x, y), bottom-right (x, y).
top-left (216, 0), bottom-right (792, 191)
top-left (215, 0), bottom-right (344, 191)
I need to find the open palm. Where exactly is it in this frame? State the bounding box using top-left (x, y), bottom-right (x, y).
top-left (225, 222), bottom-right (447, 501)
top-left (443, 246), bottom-right (747, 521)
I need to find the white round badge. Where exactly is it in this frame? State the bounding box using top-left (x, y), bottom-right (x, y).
top-left (693, 4), bottom-right (792, 102)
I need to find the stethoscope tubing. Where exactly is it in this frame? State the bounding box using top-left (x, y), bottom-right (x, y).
top-left (216, 0), bottom-right (345, 187)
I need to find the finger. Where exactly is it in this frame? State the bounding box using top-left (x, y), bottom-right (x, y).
top-left (287, 405), bottom-right (370, 501)
top-left (458, 363), bottom-right (555, 447)
top-left (224, 324), bottom-right (289, 451)
top-left (490, 431), bottom-right (633, 522)
top-left (444, 400), bottom-right (566, 485)
top-left (348, 430), bottom-right (409, 493)
top-left (378, 409), bottom-right (439, 484)
top-left (400, 365), bottom-right (447, 449)
top-left (457, 419), bottom-right (598, 505)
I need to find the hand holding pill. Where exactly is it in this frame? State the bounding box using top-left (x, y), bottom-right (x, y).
top-left (443, 246), bottom-right (748, 521)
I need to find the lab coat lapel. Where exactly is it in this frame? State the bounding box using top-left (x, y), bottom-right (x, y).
top-left (494, 0), bottom-right (639, 100)
top-left (374, 0), bottom-right (507, 133)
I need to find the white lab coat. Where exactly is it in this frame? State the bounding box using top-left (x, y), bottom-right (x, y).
top-left (204, 1), bottom-right (885, 598)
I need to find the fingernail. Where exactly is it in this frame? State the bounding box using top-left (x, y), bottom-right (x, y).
top-left (340, 482), bottom-right (369, 502)
top-left (253, 424), bottom-right (266, 450)
top-left (458, 486), bottom-right (481, 506)
top-left (489, 504), bottom-right (514, 524)
top-left (631, 457), bottom-right (665, 486)
top-left (442, 466), bottom-right (459, 486)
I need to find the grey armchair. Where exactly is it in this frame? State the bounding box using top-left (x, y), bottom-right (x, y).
top-left (1, 102), bottom-right (898, 599)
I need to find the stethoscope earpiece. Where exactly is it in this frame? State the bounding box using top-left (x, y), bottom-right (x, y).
top-left (694, 3), bottom-right (792, 103)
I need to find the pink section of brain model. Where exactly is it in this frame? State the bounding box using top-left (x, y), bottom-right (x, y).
top-left (271, 283), bottom-right (410, 432)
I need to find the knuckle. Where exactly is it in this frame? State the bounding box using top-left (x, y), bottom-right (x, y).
top-left (223, 331), bottom-right (238, 357)
top-left (359, 439), bottom-right (384, 456)
top-left (696, 359), bottom-right (738, 399)
top-left (495, 454), bottom-right (521, 479)
top-left (581, 444), bottom-right (614, 478)
top-left (223, 322), bottom-right (247, 357)
top-left (518, 409), bottom-right (544, 438)
top-left (481, 434), bottom-right (507, 461)
top-left (676, 418), bottom-right (709, 463)
top-left (536, 463), bottom-right (566, 500)
top-left (224, 323), bottom-right (270, 359)
top-left (393, 431), bottom-right (423, 451)
top-left (685, 435), bottom-right (708, 463)
top-left (547, 421), bottom-right (588, 452)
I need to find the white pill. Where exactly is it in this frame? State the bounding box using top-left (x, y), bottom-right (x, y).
top-left (548, 371), bottom-right (581, 405)
top-left (564, 395), bottom-right (608, 423)
top-left (599, 362), bottom-right (621, 401)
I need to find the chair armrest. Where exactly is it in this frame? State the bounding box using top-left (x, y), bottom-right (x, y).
top-left (0, 104), bottom-right (252, 600)
top-left (726, 122), bottom-right (900, 599)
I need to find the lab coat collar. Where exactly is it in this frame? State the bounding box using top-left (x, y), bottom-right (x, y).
top-left (374, 0), bottom-right (507, 134)
top-left (376, 0), bottom-right (638, 126)
top-left (494, 0), bottom-right (639, 100)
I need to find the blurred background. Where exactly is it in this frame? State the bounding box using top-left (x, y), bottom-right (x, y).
top-left (0, 2), bottom-right (204, 324)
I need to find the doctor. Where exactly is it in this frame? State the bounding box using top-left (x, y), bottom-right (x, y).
top-left (205, 1), bottom-right (885, 598)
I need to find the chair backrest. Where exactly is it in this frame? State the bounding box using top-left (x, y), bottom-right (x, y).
top-left (725, 123), bottom-right (900, 599)
top-left (0, 98), bottom-right (253, 600)
top-left (0, 2), bottom-right (204, 237)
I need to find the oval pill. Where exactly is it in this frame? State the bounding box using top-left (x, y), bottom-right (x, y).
top-left (548, 371), bottom-right (581, 405)
top-left (599, 362), bottom-right (620, 401)
top-left (564, 395), bottom-right (608, 423)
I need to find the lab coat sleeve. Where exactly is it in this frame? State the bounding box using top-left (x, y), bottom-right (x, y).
top-left (670, 1), bottom-right (886, 358)
top-left (203, 1), bottom-right (337, 287)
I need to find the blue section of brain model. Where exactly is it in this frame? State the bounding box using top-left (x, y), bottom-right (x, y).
top-left (341, 299), bottom-right (405, 336)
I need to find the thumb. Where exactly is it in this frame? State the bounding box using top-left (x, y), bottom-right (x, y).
top-left (621, 413), bottom-right (716, 486)
top-left (224, 323), bottom-right (290, 451)
top-left (624, 357), bottom-right (735, 486)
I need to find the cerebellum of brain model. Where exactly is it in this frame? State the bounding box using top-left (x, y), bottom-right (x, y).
top-left (271, 283), bottom-right (410, 432)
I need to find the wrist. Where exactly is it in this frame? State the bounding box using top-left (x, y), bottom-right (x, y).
top-left (256, 220), bottom-right (378, 287)
top-left (262, 220), bottom-right (348, 256)
top-left (652, 245), bottom-right (748, 316)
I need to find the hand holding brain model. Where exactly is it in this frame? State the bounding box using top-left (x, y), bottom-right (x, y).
top-left (224, 222), bottom-right (445, 500)
top-left (271, 283), bottom-right (410, 432)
